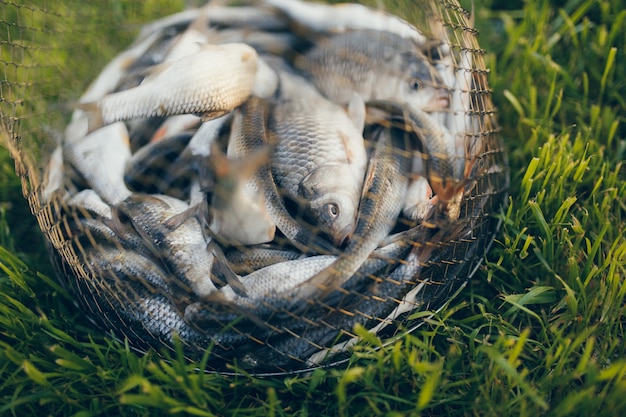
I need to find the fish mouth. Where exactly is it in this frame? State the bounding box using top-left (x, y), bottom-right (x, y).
top-left (332, 224), bottom-right (354, 247)
top-left (425, 90), bottom-right (450, 111)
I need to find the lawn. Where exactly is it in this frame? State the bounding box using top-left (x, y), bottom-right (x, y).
top-left (0, 0), bottom-right (625, 415)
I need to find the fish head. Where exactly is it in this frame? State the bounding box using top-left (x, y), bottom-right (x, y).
top-left (300, 165), bottom-right (360, 247)
top-left (399, 53), bottom-right (451, 112)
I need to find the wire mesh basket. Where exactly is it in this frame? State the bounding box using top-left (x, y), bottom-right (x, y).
top-left (1, 0), bottom-right (509, 374)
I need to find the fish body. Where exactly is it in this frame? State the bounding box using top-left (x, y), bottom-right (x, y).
top-left (117, 194), bottom-right (227, 298)
top-left (63, 122), bottom-right (132, 205)
top-left (227, 96), bottom-right (340, 255)
top-left (220, 255), bottom-right (337, 306)
top-left (403, 175), bottom-right (434, 220)
top-left (269, 71), bottom-right (367, 246)
top-left (81, 43), bottom-right (258, 131)
top-left (263, 0), bottom-right (427, 44)
top-left (367, 100), bottom-right (462, 217)
top-left (136, 6), bottom-right (287, 43)
top-left (292, 121), bottom-right (411, 301)
top-left (296, 29), bottom-right (449, 111)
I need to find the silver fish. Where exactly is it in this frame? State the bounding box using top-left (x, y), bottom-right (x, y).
top-left (187, 113), bottom-right (232, 158)
top-left (367, 100), bottom-right (463, 216)
top-left (116, 193), bottom-right (245, 298)
top-left (295, 29), bottom-right (450, 111)
top-left (63, 122), bottom-right (132, 205)
top-left (220, 255), bottom-right (337, 306)
top-left (269, 70), bottom-right (368, 247)
top-left (263, 0), bottom-right (427, 44)
top-left (210, 28), bottom-right (300, 57)
top-left (290, 120), bottom-right (411, 301)
top-left (81, 244), bottom-right (250, 351)
top-left (226, 95), bottom-right (340, 255)
top-left (79, 43), bottom-right (258, 131)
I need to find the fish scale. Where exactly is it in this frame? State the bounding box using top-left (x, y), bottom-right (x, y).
top-left (267, 70), bottom-right (368, 246)
top-left (270, 98), bottom-right (364, 196)
top-left (83, 43), bottom-right (258, 130)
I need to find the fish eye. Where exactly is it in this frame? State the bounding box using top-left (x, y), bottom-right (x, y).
top-left (409, 78), bottom-right (420, 90)
top-left (324, 203), bottom-right (339, 219)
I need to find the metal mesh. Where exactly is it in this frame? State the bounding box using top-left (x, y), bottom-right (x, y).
top-left (0, 0), bottom-right (508, 374)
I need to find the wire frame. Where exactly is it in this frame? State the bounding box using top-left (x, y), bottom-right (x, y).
top-left (0, 0), bottom-right (509, 375)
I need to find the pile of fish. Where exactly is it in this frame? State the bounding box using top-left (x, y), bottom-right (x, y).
top-left (42, 0), bottom-right (508, 373)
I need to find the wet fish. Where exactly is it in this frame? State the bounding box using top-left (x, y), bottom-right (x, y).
top-left (220, 255), bottom-right (337, 306)
top-left (42, 146), bottom-right (64, 202)
top-left (148, 114), bottom-right (201, 143)
top-left (79, 43), bottom-right (258, 132)
top-left (290, 120), bottom-right (411, 301)
top-left (63, 122), bottom-right (132, 205)
top-left (116, 193), bottom-right (245, 298)
top-left (187, 114), bottom-right (233, 158)
top-left (295, 29), bottom-right (450, 111)
top-left (81, 244), bottom-right (252, 352)
top-left (160, 3), bottom-right (213, 64)
top-left (226, 95), bottom-right (340, 255)
top-left (367, 100), bottom-right (463, 216)
top-left (65, 189), bottom-right (113, 219)
top-left (269, 70), bottom-right (368, 247)
top-left (263, 0), bottom-right (427, 44)
top-left (220, 224), bottom-right (432, 371)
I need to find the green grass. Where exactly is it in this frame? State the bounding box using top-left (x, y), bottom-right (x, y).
top-left (1, 0), bottom-right (625, 415)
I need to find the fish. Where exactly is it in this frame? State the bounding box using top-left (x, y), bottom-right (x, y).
top-left (81, 243), bottom-right (252, 353)
top-left (268, 70), bottom-right (368, 247)
top-left (226, 95), bottom-right (341, 255)
top-left (289, 118), bottom-right (412, 302)
top-left (295, 29), bottom-right (450, 111)
top-left (65, 189), bottom-right (113, 219)
top-left (220, 255), bottom-right (337, 307)
top-left (42, 146), bottom-right (64, 202)
top-left (135, 5), bottom-right (287, 44)
top-left (79, 43), bottom-right (258, 132)
top-left (64, 29), bottom-right (167, 144)
top-left (162, 110), bottom-right (277, 247)
top-left (187, 113), bottom-right (233, 158)
top-left (366, 100), bottom-right (464, 218)
top-left (116, 193), bottom-right (246, 299)
top-left (263, 0), bottom-right (428, 44)
top-left (62, 122), bottom-right (132, 205)
top-left (159, 3), bottom-right (213, 64)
